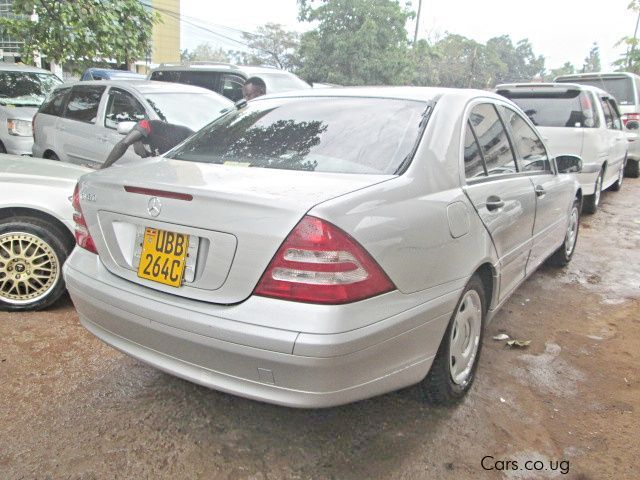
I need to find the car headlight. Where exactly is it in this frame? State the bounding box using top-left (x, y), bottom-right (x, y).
top-left (7, 119), bottom-right (33, 137)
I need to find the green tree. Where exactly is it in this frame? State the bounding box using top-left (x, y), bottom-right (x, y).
top-left (486, 36), bottom-right (545, 83)
top-left (549, 61), bottom-right (576, 79)
top-left (296, 0), bottom-right (413, 85)
top-left (181, 43), bottom-right (230, 63)
top-left (614, 0), bottom-right (640, 72)
top-left (582, 43), bottom-right (601, 73)
top-left (240, 23), bottom-right (301, 71)
top-left (0, 0), bottom-right (158, 68)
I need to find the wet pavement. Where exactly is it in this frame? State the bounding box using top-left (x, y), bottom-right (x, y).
top-left (1, 179), bottom-right (639, 480)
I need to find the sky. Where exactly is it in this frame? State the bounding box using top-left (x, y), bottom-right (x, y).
top-left (180, 0), bottom-right (637, 71)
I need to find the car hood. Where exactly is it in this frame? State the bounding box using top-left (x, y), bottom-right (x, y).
top-left (0, 154), bottom-right (92, 181)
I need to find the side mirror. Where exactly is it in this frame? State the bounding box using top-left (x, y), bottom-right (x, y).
top-left (117, 121), bottom-right (137, 135)
top-left (626, 120), bottom-right (639, 131)
top-left (556, 154), bottom-right (582, 174)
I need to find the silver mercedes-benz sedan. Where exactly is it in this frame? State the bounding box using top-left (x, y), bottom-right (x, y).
top-left (64, 87), bottom-right (583, 408)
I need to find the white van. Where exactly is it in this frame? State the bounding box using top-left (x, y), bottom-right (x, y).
top-left (496, 83), bottom-right (627, 213)
top-left (0, 63), bottom-right (62, 155)
top-left (554, 72), bottom-right (640, 177)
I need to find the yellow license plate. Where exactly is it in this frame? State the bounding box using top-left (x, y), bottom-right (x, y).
top-left (137, 228), bottom-right (190, 287)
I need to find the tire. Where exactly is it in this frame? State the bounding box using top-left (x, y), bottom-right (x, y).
top-left (419, 274), bottom-right (485, 405)
top-left (582, 169), bottom-right (603, 214)
top-left (0, 216), bottom-right (73, 311)
top-left (547, 198), bottom-right (580, 267)
top-left (45, 151), bottom-right (60, 161)
top-left (610, 163), bottom-right (624, 192)
top-left (625, 159), bottom-right (639, 178)
top-left (0, 142), bottom-right (6, 154)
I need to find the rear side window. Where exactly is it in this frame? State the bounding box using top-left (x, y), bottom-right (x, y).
top-left (498, 106), bottom-right (550, 173)
top-left (463, 121), bottom-right (486, 178)
top-left (498, 89), bottom-right (597, 128)
top-left (469, 103), bottom-right (517, 176)
top-left (168, 97), bottom-right (429, 175)
top-left (39, 87), bottom-right (69, 116)
top-left (64, 86), bottom-right (105, 124)
top-left (606, 99), bottom-right (623, 130)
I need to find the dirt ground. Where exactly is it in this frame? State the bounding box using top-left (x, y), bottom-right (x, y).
top-left (1, 179), bottom-right (639, 480)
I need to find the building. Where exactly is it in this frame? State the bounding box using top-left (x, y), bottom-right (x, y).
top-left (149, 0), bottom-right (181, 65)
top-left (0, 0), bottom-right (26, 62)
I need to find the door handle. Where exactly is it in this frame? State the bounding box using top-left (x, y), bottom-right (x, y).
top-left (486, 196), bottom-right (505, 211)
top-left (535, 185), bottom-right (546, 197)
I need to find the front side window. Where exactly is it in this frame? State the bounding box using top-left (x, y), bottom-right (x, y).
top-left (64, 86), bottom-right (106, 124)
top-left (39, 87), bottom-right (70, 116)
top-left (168, 97), bottom-right (429, 175)
top-left (104, 88), bottom-right (146, 129)
top-left (221, 74), bottom-right (244, 101)
top-left (469, 103), bottom-right (517, 176)
top-left (499, 106), bottom-right (551, 173)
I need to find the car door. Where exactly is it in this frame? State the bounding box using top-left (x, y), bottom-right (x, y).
top-left (463, 102), bottom-right (536, 302)
top-left (57, 85), bottom-right (107, 165)
top-left (100, 87), bottom-right (148, 164)
top-left (599, 96), bottom-right (626, 187)
top-left (498, 105), bottom-right (571, 269)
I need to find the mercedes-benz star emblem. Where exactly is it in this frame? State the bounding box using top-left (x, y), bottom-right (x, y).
top-left (147, 197), bottom-right (162, 217)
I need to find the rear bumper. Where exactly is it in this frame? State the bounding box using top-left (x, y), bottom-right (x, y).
top-left (576, 165), bottom-right (601, 195)
top-left (64, 248), bottom-right (459, 408)
top-left (2, 134), bottom-right (33, 156)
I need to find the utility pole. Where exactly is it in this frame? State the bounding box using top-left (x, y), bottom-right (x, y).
top-left (413, 0), bottom-right (423, 45)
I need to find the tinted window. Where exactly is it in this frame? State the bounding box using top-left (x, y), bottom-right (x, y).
top-left (143, 92), bottom-right (232, 130)
top-left (39, 87), bottom-right (70, 116)
top-left (104, 88), bottom-right (147, 129)
top-left (498, 89), bottom-right (596, 128)
top-left (150, 70), bottom-right (181, 83)
top-left (168, 97), bottom-right (428, 175)
top-left (152, 70), bottom-right (219, 92)
top-left (606, 99), bottom-right (622, 130)
top-left (463, 121), bottom-right (486, 178)
top-left (64, 86), bottom-right (105, 123)
top-left (600, 98), bottom-right (614, 129)
top-left (558, 77), bottom-right (636, 105)
top-left (221, 74), bottom-right (244, 101)
top-left (499, 106), bottom-right (550, 172)
top-left (0, 71), bottom-right (62, 106)
top-left (469, 104), bottom-right (517, 176)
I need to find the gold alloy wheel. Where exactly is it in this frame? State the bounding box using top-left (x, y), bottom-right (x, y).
top-left (0, 232), bottom-right (60, 304)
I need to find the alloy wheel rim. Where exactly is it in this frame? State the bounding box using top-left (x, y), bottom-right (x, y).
top-left (449, 290), bottom-right (482, 385)
top-left (565, 207), bottom-right (579, 256)
top-left (594, 174), bottom-right (602, 206)
top-left (0, 232), bottom-right (60, 304)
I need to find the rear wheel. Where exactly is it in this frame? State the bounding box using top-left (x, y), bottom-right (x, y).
top-left (419, 274), bottom-right (485, 405)
top-left (45, 151), bottom-right (60, 161)
top-left (0, 142), bottom-right (6, 154)
top-left (624, 158), bottom-right (639, 178)
top-left (582, 169), bottom-right (603, 214)
top-left (547, 198), bottom-right (580, 267)
top-left (0, 217), bottom-right (73, 311)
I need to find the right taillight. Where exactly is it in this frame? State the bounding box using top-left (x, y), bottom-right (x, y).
top-left (72, 183), bottom-right (97, 254)
top-left (622, 112), bottom-right (640, 126)
top-left (254, 215), bottom-right (395, 304)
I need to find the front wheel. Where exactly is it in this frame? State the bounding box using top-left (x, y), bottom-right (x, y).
top-left (0, 217), bottom-right (73, 311)
top-left (419, 274), bottom-right (485, 405)
top-left (547, 198), bottom-right (580, 267)
top-left (582, 170), bottom-right (603, 214)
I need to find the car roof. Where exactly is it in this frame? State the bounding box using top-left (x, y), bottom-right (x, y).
top-left (150, 63), bottom-right (297, 76)
top-left (253, 86), bottom-right (507, 103)
top-left (554, 71), bottom-right (640, 81)
top-left (496, 82), bottom-right (610, 97)
top-left (0, 62), bottom-right (56, 74)
top-left (56, 80), bottom-right (219, 95)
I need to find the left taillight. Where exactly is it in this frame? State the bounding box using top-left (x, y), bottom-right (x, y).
top-left (72, 183), bottom-right (97, 254)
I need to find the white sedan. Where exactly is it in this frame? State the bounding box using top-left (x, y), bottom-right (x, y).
top-left (0, 155), bottom-right (89, 310)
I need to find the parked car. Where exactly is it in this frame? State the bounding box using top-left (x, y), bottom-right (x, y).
top-left (80, 68), bottom-right (146, 81)
top-left (64, 87), bottom-right (583, 408)
top-left (496, 83), bottom-right (627, 214)
top-left (0, 154), bottom-right (90, 311)
top-left (554, 72), bottom-right (640, 177)
top-left (148, 63), bottom-right (311, 102)
top-left (32, 80), bottom-right (233, 167)
top-left (0, 63), bottom-right (62, 156)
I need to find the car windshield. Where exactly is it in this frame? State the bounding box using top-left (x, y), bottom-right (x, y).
top-left (167, 96), bottom-right (428, 174)
top-left (560, 77), bottom-right (635, 105)
top-left (499, 90), bottom-right (595, 128)
top-left (0, 71), bottom-right (62, 106)
top-left (144, 92), bottom-right (233, 130)
top-left (260, 73), bottom-right (311, 93)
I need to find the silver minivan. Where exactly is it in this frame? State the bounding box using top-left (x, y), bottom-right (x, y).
top-left (555, 72), bottom-right (640, 177)
top-left (0, 63), bottom-right (61, 156)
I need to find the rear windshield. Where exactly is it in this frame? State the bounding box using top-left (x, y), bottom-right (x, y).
top-left (144, 92), bottom-right (232, 130)
top-left (498, 90), bottom-right (597, 128)
top-left (167, 97), bottom-right (428, 174)
top-left (0, 71), bottom-right (62, 106)
top-left (557, 77), bottom-right (635, 105)
top-left (259, 73), bottom-right (311, 93)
